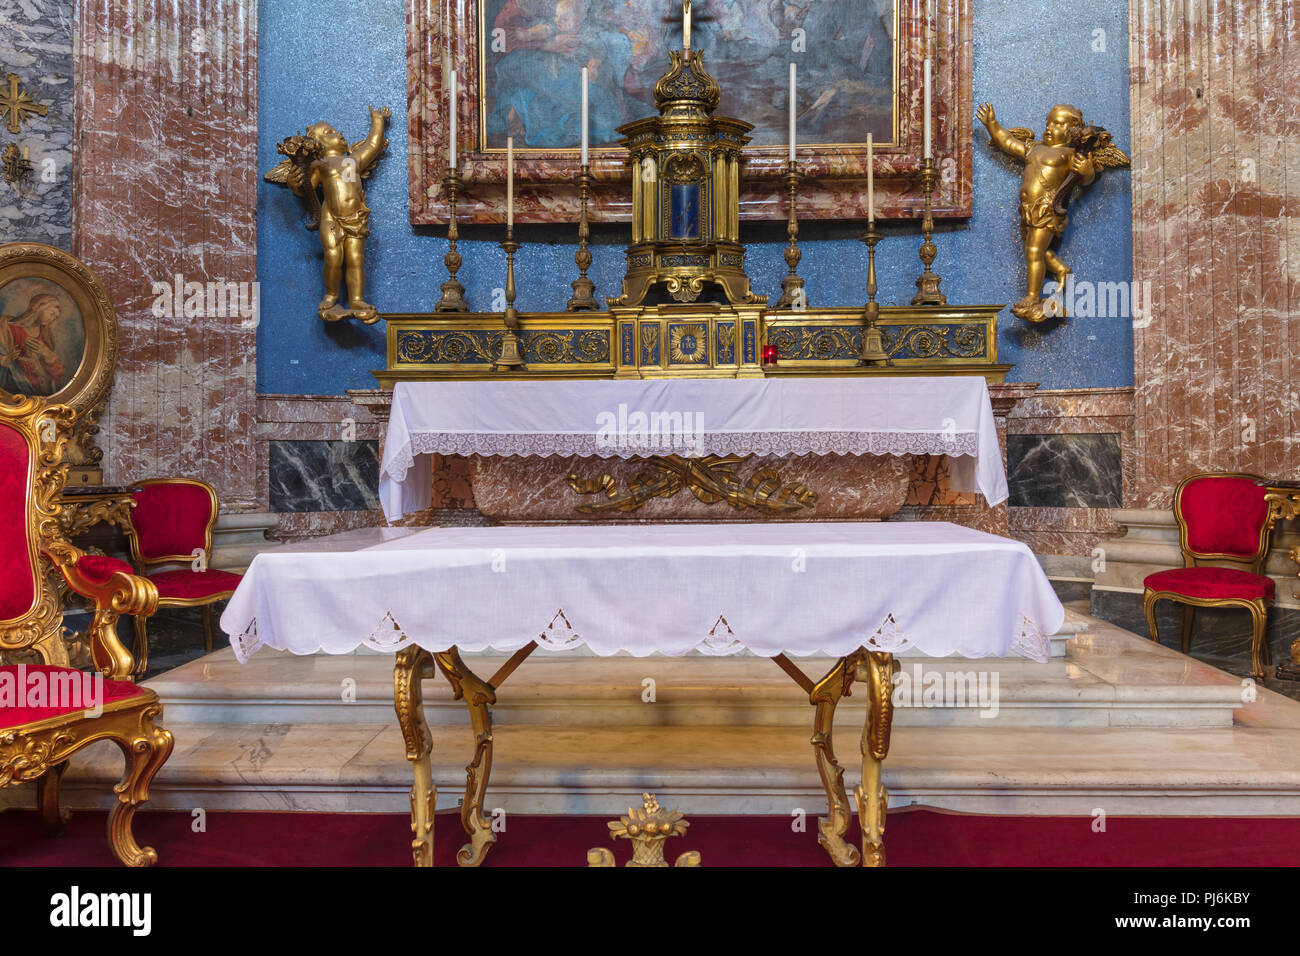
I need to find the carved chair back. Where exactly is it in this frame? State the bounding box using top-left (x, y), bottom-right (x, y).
top-left (125, 478), bottom-right (220, 568)
top-left (0, 393), bottom-right (77, 666)
top-left (1172, 472), bottom-right (1272, 574)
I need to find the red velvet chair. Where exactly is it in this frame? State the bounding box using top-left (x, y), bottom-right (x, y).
top-left (1143, 472), bottom-right (1276, 678)
top-left (124, 478), bottom-right (242, 676)
top-left (0, 393), bottom-right (173, 865)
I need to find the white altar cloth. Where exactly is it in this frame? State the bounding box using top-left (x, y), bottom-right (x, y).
top-left (221, 522), bottom-right (1062, 664)
top-left (378, 377), bottom-right (1007, 521)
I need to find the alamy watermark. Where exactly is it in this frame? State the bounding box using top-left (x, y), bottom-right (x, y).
top-left (1041, 275), bottom-right (1154, 324)
top-left (0, 664), bottom-right (104, 718)
top-left (892, 664), bottom-right (1001, 719)
top-left (151, 274), bottom-right (259, 326)
top-left (595, 403), bottom-right (705, 453)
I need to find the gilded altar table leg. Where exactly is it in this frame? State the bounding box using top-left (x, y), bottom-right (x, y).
top-left (394, 647), bottom-right (437, 867)
top-left (434, 647), bottom-right (499, 867)
top-left (807, 650), bottom-right (868, 868)
top-left (855, 652), bottom-right (897, 868)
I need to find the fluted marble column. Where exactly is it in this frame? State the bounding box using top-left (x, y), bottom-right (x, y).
top-left (1130, 0), bottom-right (1299, 505)
top-left (74, 0), bottom-right (260, 509)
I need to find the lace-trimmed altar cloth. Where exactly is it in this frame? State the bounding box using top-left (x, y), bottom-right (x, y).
top-left (378, 377), bottom-right (1008, 521)
top-left (221, 522), bottom-right (1063, 664)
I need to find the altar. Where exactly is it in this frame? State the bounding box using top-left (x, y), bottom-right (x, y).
top-left (377, 375), bottom-right (1008, 524)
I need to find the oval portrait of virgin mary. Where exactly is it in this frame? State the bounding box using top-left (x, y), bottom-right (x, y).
top-left (0, 276), bottom-right (85, 397)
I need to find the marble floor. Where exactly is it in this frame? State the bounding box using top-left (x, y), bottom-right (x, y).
top-left (7, 607), bottom-right (1300, 821)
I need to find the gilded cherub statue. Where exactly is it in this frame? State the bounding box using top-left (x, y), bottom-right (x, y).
top-left (265, 106), bottom-right (391, 324)
top-left (976, 102), bottom-right (1129, 324)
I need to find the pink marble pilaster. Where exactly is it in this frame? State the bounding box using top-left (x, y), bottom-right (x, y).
top-left (1129, 0), bottom-right (1299, 506)
top-left (74, 1), bottom-right (260, 509)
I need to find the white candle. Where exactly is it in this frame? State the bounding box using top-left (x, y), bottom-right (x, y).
top-left (788, 62), bottom-right (797, 163)
top-left (506, 136), bottom-right (514, 230)
top-left (923, 58), bottom-right (932, 159)
top-left (684, 0), bottom-right (691, 51)
top-left (449, 72), bottom-right (457, 169)
top-left (867, 133), bottom-right (875, 223)
top-left (581, 67), bottom-right (589, 167)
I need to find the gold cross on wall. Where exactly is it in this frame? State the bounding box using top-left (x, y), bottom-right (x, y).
top-left (0, 73), bottom-right (48, 134)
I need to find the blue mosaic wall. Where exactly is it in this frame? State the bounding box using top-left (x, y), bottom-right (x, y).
top-left (257, 0), bottom-right (1133, 394)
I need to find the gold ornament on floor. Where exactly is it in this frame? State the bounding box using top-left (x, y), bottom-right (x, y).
top-left (976, 102), bottom-right (1129, 325)
top-left (587, 793), bottom-right (701, 867)
top-left (265, 106), bottom-right (391, 324)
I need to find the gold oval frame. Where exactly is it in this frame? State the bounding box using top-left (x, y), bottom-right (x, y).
top-left (0, 241), bottom-right (118, 420)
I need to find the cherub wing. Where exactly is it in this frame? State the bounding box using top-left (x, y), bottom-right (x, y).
top-left (264, 157), bottom-right (295, 185)
top-left (1091, 143), bottom-right (1130, 169)
top-left (1006, 127), bottom-right (1036, 144)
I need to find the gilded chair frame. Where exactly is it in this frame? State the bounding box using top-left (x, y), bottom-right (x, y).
top-left (1143, 471), bottom-right (1275, 678)
top-left (123, 477), bottom-right (235, 674)
top-left (0, 392), bottom-right (172, 866)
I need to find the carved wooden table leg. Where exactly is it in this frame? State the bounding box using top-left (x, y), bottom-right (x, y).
top-left (855, 651), bottom-right (897, 867)
top-left (772, 649), bottom-right (868, 867)
top-left (394, 646), bottom-right (436, 867)
top-left (433, 647), bottom-right (501, 867)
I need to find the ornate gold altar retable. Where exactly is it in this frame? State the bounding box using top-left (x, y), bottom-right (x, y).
top-left (374, 33), bottom-right (1009, 385)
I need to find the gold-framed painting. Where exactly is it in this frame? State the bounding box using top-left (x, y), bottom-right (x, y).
top-left (408, 0), bottom-right (973, 224)
top-left (0, 243), bottom-right (117, 478)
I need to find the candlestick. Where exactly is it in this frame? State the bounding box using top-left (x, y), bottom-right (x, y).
top-left (506, 136), bottom-right (514, 230)
top-left (923, 58), bottom-right (932, 159)
top-left (580, 67), bottom-right (589, 167)
top-left (911, 156), bottom-right (947, 306)
top-left (434, 166), bottom-right (469, 312)
top-left (788, 62), bottom-right (797, 163)
top-left (567, 164), bottom-right (599, 311)
top-left (867, 133), bottom-right (875, 223)
top-left (449, 72), bottom-right (457, 169)
top-left (776, 160), bottom-right (806, 309)
top-left (495, 229), bottom-right (526, 370)
top-left (859, 221), bottom-right (891, 366)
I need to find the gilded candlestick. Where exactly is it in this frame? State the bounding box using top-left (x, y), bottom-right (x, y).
top-left (776, 161), bottom-right (807, 310)
top-left (435, 168), bottom-right (470, 312)
top-left (859, 223), bottom-right (891, 366)
top-left (494, 234), bottom-right (526, 370)
top-left (911, 157), bottom-right (947, 306)
top-left (567, 164), bottom-right (599, 311)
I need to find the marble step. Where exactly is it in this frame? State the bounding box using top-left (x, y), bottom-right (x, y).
top-left (5, 617), bottom-right (1294, 820)
top-left (144, 611), bottom-right (1240, 730)
top-left (25, 709), bottom-right (1300, 818)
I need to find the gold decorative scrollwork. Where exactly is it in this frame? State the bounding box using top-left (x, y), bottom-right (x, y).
top-left (587, 793), bottom-right (701, 867)
top-left (568, 454), bottom-right (818, 515)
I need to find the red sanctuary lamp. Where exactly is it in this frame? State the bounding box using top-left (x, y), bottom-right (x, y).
top-left (762, 344), bottom-right (779, 366)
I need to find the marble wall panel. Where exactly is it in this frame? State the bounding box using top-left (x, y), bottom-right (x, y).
top-left (1005, 387), bottom-right (1134, 556)
top-left (74, 0), bottom-right (260, 509)
top-left (256, 393), bottom-right (384, 539)
top-left (1007, 434), bottom-right (1122, 509)
top-left (1129, 0), bottom-right (1299, 507)
top-left (269, 440), bottom-right (380, 513)
top-left (0, 0), bottom-right (74, 248)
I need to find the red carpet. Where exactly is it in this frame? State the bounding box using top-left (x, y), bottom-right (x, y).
top-left (3, 807), bottom-right (1298, 866)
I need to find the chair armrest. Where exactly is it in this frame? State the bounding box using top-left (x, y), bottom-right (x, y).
top-left (42, 540), bottom-right (159, 679)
